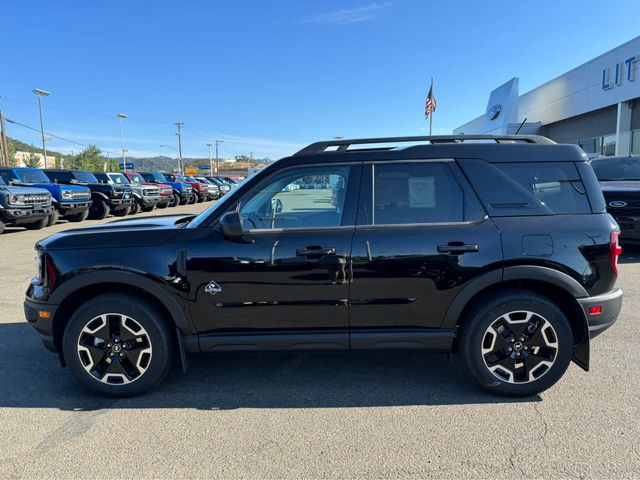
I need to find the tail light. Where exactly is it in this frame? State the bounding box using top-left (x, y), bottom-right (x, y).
top-left (610, 231), bottom-right (622, 276)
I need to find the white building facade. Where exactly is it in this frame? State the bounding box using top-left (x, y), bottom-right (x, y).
top-left (454, 36), bottom-right (640, 157)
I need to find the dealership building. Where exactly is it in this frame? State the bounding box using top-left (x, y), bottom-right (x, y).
top-left (454, 36), bottom-right (640, 157)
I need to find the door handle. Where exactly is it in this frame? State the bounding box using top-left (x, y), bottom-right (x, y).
top-left (296, 246), bottom-right (336, 257)
top-left (437, 243), bottom-right (479, 254)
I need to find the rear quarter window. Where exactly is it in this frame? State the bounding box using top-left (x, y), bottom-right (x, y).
top-left (458, 159), bottom-right (592, 216)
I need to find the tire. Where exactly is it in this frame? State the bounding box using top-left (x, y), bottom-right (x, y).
top-left (0, 219), bottom-right (5, 234)
top-left (169, 193), bottom-right (180, 207)
top-left (47, 210), bottom-right (60, 227)
top-left (66, 209), bottom-right (90, 223)
top-left (459, 289), bottom-right (573, 397)
top-left (141, 205), bottom-right (155, 213)
top-left (112, 205), bottom-right (131, 217)
top-left (62, 293), bottom-right (173, 397)
top-left (89, 199), bottom-right (109, 220)
top-left (23, 217), bottom-right (48, 230)
top-left (129, 201), bottom-right (141, 215)
top-left (157, 201), bottom-right (168, 209)
top-left (188, 194), bottom-right (197, 205)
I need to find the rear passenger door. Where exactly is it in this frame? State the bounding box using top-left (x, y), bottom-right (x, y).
top-left (349, 160), bottom-right (503, 347)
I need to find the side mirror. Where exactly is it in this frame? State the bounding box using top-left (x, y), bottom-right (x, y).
top-left (219, 210), bottom-right (253, 243)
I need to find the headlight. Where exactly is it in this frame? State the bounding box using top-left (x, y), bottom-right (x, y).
top-left (8, 194), bottom-right (18, 204)
top-left (61, 190), bottom-right (72, 199)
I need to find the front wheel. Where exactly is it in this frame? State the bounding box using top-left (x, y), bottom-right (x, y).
top-left (62, 293), bottom-right (173, 396)
top-left (129, 201), bottom-right (141, 215)
top-left (459, 290), bottom-right (573, 397)
top-left (0, 219), bottom-right (5, 234)
top-left (47, 209), bottom-right (60, 227)
top-left (89, 199), bottom-right (109, 220)
top-left (111, 205), bottom-right (131, 217)
top-left (66, 209), bottom-right (89, 222)
top-left (169, 193), bottom-right (180, 207)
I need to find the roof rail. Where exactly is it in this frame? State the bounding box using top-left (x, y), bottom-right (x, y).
top-left (294, 135), bottom-right (555, 155)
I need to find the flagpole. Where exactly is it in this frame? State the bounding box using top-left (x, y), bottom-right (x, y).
top-left (429, 77), bottom-right (433, 137)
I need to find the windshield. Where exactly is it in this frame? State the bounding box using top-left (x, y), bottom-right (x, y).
top-left (149, 172), bottom-right (167, 182)
top-left (185, 176), bottom-right (199, 182)
top-left (108, 173), bottom-right (129, 185)
top-left (73, 170), bottom-right (99, 183)
top-left (17, 168), bottom-right (50, 183)
top-left (128, 173), bottom-right (145, 184)
top-left (592, 158), bottom-right (640, 181)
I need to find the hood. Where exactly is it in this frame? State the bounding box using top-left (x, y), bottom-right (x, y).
top-left (600, 181), bottom-right (640, 192)
top-left (38, 214), bottom-right (197, 251)
top-left (1, 185), bottom-right (51, 196)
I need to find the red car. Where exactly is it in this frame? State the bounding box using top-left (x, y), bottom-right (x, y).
top-left (124, 172), bottom-right (173, 208)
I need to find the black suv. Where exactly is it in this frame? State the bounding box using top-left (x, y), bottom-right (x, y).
top-left (590, 155), bottom-right (640, 244)
top-left (43, 169), bottom-right (134, 220)
top-left (24, 135), bottom-right (623, 397)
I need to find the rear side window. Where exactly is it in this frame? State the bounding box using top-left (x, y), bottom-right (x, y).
top-left (458, 159), bottom-right (591, 216)
top-left (495, 163), bottom-right (590, 214)
top-left (371, 162), bottom-right (484, 225)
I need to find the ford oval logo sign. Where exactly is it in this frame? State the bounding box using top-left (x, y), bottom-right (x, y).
top-left (609, 200), bottom-right (628, 208)
top-left (486, 104), bottom-right (502, 120)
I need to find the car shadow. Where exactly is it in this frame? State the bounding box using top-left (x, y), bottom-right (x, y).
top-left (619, 245), bottom-right (640, 264)
top-left (0, 322), bottom-right (541, 411)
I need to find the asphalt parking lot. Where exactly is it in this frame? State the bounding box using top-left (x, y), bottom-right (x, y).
top-left (0, 205), bottom-right (639, 479)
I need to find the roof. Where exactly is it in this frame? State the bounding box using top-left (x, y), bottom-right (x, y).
top-left (283, 135), bottom-right (587, 164)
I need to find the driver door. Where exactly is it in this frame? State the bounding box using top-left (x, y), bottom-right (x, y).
top-left (187, 163), bottom-right (361, 351)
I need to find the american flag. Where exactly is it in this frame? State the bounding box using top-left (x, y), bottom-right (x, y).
top-left (425, 83), bottom-right (437, 120)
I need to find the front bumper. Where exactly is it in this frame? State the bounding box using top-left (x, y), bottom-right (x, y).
top-left (139, 196), bottom-right (161, 207)
top-left (578, 288), bottom-right (623, 339)
top-left (108, 198), bottom-right (134, 211)
top-left (24, 295), bottom-right (58, 353)
top-left (58, 202), bottom-right (92, 214)
top-left (0, 204), bottom-right (54, 223)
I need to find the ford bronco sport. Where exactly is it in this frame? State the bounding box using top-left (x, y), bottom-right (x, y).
top-left (24, 135), bottom-right (623, 397)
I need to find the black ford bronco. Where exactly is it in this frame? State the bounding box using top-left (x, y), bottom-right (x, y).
top-left (24, 135), bottom-right (623, 397)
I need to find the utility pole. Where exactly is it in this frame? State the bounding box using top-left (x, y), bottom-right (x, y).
top-left (214, 139), bottom-right (224, 173)
top-left (0, 109), bottom-right (8, 167)
top-left (175, 123), bottom-right (184, 175)
top-left (207, 143), bottom-right (213, 173)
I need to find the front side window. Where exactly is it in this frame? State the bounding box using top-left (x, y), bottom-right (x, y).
top-left (127, 173), bottom-right (145, 184)
top-left (108, 173), bottom-right (129, 185)
top-left (372, 162), bottom-right (472, 225)
top-left (72, 171), bottom-right (99, 183)
top-left (239, 165), bottom-right (350, 230)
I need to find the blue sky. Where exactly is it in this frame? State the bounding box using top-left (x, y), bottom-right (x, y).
top-left (2, 0), bottom-right (640, 159)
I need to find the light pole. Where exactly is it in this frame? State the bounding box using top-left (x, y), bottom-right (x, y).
top-left (214, 140), bottom-right (224, 173)
top-left (207, 143), bottom-right (213, 174)
top-left (117, 113), bottom-right (128, 172)
top-left (175, 123), bottom-right (184, 175)
top-left (32, 88), bottom-right (50, 167)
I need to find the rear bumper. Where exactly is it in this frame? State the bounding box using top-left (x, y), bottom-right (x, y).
top-left (578, 288), bottom-right (623, 339)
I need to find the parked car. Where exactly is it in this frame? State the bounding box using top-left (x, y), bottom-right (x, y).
top-left (591, 155), bottom-right (640, 244)
top-left (0, 177), bottom-right (54, 233)
top-left (43, 169), bottom-right (133, 220)
top-left (138, 172), bottom-right (193, 207)
top-left (0, 167), bottom-right (91, 225)
top-left (94, 172), bottom-right (161, 215)
top-left (194, 176), bottom-right (221, 200)
top-left (162, 173), bottom-right (198, 204)
top-left (123, 172), bottom-right (172, 209)
top-left (204, 176), bottom-right (231, 195)
top-left (184, 176), bottom-right (215, 202)
top-left (24, 135), bottom-right (622, 397)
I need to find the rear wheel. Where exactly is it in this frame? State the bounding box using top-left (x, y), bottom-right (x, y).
top-left (62, 293), bottom-right (173, 396)
top-left (89, 199), bottom-right (109, 220)
top-left (459, 290), bottom-right (573, 397)
top-left (23, 217), bottom-right (48, 230)
top-left (47, 210), bottom-right (59, 227)
top-left (66, 209), bottom-right (89, 223)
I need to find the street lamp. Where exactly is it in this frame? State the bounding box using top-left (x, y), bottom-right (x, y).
top-left (214, 140), bottom-right (224, 173)
top-left (32, 88), bottom-right (50, 167)
top-left (117, 113), bottom-right (128, 172)
top-left (207, 143), bottom-right (213, 173)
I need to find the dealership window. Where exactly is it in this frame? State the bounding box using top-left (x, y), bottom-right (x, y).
top-left (601, 134), bottom-right (616, 156)
top-left (575, 135), bottom-right (616, 156)
top-left (632, 130), bottom-right (640, 155)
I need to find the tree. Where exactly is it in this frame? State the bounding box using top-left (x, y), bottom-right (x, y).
top-left (24, 152), bottom-right (42, 168)
top-left (5, 139), bottom-right (16, 166)
top-left (75, 145), bottom-right (104, 172)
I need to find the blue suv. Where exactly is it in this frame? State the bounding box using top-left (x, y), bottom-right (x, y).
top-left (0, 167), bottom-right (92, 225)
